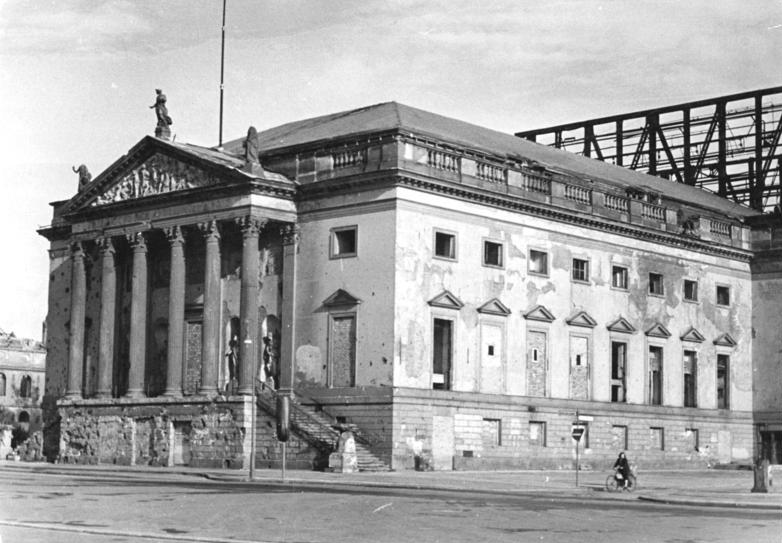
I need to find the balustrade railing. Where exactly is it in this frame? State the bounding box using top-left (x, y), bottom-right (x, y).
top-left (520, 172), bottom-right (551, 194)
top-left (332, 149), bottom-right (365, 169)
top-left (564, 184), bottom-right (592, 204)
top-left (710, 219), bottom-right (732, 238)
top-left (604, 194), bottom-right (629, 212)
top-left (641, 202), bottom-right (666, 221)
top-left (476, 162), bottom-right (506, 183)
top-left (427, 149), bottom-right (460, 172)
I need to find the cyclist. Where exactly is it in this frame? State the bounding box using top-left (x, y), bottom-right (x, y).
top-left (613, 451), bottom-right (632, 490)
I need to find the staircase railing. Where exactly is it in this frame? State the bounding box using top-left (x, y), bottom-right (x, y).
top-left (254, 380), bottom-right (340, 452)
top-left (292, 391), bottom-right (386, 448)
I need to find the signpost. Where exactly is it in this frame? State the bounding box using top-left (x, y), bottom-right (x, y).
top-left (572, 423), bottom-right (586, 487)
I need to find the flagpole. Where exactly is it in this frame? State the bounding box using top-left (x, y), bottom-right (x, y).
top-left (219, 0), bottom-right (227, 147)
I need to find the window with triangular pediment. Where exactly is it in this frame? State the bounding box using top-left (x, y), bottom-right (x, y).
top-left (477, 298), bottom-right (511, 316)
top-left (523, 305), bottom-right (555, 323)
top-left (428, 290), bottom-right (464, 310)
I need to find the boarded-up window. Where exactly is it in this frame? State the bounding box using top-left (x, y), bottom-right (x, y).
top-left (482, 418), bottom-right (501, 447)
top-left (329, 314), bottom-right (356, 387)
top-left (650, 427), bottom-right (664, 450)
top-left (184, 321), bottom-right (203, 395)
top-left (612, 425), bottom-right (628, 450)
top-left (480, 323), bottom-right (504, 394)
top-left (569, 336), bottom-right (589, 400)
top-left (529, 421), bottom-right (546, 447)
top-left (526, 331), bottom-right (547, 397)
top-left (685, 428), bottom-right (699, 452)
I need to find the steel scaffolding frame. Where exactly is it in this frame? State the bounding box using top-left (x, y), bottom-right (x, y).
top-left (516, 86), bottom-right (782, 212)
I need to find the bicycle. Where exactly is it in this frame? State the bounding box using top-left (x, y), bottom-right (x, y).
top-left (605, 466), bottom-right (638, 492)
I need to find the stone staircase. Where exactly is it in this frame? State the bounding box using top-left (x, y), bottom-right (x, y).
top-left (255, 383), bottom-right (390, 472)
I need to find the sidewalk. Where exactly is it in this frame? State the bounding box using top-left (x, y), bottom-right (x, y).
top-left (2, 460), bottom-right (780, 510)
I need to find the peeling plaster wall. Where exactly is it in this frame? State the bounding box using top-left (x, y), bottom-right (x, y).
top-left (393, 187), bottom-right (752, 413)
top-left (293, 200), bottom-right (396, 388)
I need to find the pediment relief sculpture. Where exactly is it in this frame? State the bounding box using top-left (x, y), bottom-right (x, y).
top-left (93, 153), bottom-right (220, 206)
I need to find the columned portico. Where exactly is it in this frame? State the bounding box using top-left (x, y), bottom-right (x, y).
top-left (65, 241), bottom-right (86, 399)
top-left (125, 231), bottom-right (148, 398)
top-left (237, 216), bottom-right (264, 395)
top-left (96, 236), bottom-right (116, 398)
top-left (164, 225), bottom-right (186, 397)
top-left (278, 224), bottom-right (299, 395)
top-left (199, 220), bottom-right (221, 396)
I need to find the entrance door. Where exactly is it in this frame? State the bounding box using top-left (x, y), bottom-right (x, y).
top-left (329, 314), bottom-right (356, 387)
top-left (526, 330), bottom-right (547, 397)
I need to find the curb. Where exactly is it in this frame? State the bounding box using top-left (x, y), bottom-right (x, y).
top-left (637, 495), bottom-right (782, 511)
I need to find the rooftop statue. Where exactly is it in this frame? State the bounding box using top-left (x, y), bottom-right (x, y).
top-left (243, 126), bottom-right (263, 174)
top-left (72, 164), bottom-right (92, 191)
top-left (150, 89), bottom-right (173, 128)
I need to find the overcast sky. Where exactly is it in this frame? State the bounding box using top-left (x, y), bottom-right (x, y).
top-left (1, 0), bottom-right (780, 340)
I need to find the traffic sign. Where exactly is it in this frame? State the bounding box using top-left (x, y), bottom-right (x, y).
top-left (571, 425), bottom-right (585, 441)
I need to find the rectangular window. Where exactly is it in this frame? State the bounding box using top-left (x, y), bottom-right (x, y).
top-left (684, 280), bottom-right (698, 302)
top-left (529, 249), bottom-right (548, 275)
top-left (482, 418), bottom-right (501, 447)
top-left (612, 265), bottom-right (628, 289)
top-left (611, 341), bottom-right (627, 403)
top-left (569, 336), bottom-right (590, 400)
top-left (649, 273), bottom-right (664, 296)
top-left (683, 350), bottom-right (697, 408)
top-left (483, 240), bottom-right (503, 268)
top-left (434, 231), bottom-right (456, 260)
top-left (685, 428), bottom-right (699, 452)
top-left (432, 318), bottom-right (453, 391)
top-left (716, 285), bottom-right (730, 306)
top-left (648, 346), bottom-right (663, 405)
top-left (330, 226), bottom-right (357, 258)
top-left (717, 354), bottom-right (729, 409)
top-left (650, 427), bottom-right (664, 450)
top-left (572, 258), bottom-right (589, 282)
top-left (529, 421), bottom-right (546, 447)
top-left (612, 425), bottom-right (628, 450)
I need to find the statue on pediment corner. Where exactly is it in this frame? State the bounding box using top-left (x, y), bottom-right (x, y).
top-left (150, 88), bottom-right (173, 128)
top-left (72, 164), bottom-right (92, 191)
top-left (242, 126), bottom-right (264, 174)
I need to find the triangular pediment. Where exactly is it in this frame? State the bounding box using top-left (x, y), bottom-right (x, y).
top-left (645, 322), bottom-right (671, 338)
top-left (62, 136), bottom-right (293, 214)
top-left (680, 326), bottom-right (705, 343)
top-left (606, 316), bottom-right (637, 334)
top-left (566, 310), bottom-right (597, 328)
top-left (428, 290), bottom-right (464, 310)
top-left (477, 298), bottom-right (511, 316)
top-left (323, 289), bottom-right (361, 307)
top-left (713, 333), bottom-right (737, 347)
top-left (523, 304), bottom-right (556, 323)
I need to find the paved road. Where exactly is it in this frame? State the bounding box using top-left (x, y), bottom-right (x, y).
top-left (1, 467), bottom-right (779, 543)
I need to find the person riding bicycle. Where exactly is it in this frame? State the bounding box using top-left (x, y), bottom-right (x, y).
top-left (613, 451), bottom-right (631, 489)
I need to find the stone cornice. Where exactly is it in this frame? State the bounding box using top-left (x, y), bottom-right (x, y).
top-left (300, 170), bottom-right (753, 262)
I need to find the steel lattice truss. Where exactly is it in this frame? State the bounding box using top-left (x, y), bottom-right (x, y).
top-left (516, 86), bottom-right (782, 212)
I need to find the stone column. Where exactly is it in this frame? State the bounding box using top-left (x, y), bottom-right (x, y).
top-left (65, 241), bottom-right (86, 399)
top-left (96, 237), bottom-right (116, 398)
top-left (164, 225), bottom-right (186, 397)
top-left (236, 217), bottom-right (265, 395)
top-left (278, 224), bottom-right (300, 394)
top-left (198, 220), bottom-right (221, 396)
top-left (125, 232), bottom-right (148, 398)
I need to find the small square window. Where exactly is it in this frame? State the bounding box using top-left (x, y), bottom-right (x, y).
top-left (487, 345), bottom-right (495, 356)
top-left (649, 273), bottom-right (664, 296)
top-left (434, 231), bottom-right (456, 260)
top-left (716, 285), bottom-right (730, 306)
top-left (572, 258), bottom-right (589, 282)
top-left (684, 280), bottom-right (698, 302)
top-left (529, 249), bottom-right (548, 275)
top-left (612, 266), bottom-right (628, 289)
top-left (483, 241), bottom-right (503, 267)
top-left (331, 226), bottom-right (357, 258)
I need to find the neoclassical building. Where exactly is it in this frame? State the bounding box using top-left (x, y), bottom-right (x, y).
top-left (39, 102), bottom-right (781, 470)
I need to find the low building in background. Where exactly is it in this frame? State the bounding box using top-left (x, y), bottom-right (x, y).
top-left (0, 329), bottom-right (46, 457)
top-left (38, 100), bottom-right (781, 471)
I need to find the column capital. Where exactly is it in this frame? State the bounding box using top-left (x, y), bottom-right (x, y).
top-left (235, 216), bottom-right (267, 237)
top-left (164, 225), bottom-right (185, 246)
top-left (96, 236), bottom-right (115, 255)
top-left (70, 240), bottom-right (85, 257)
top-left (280, 223), bottom-right (300, 245)
top-left (125, 231), bottom-right (147, 251)
top-left (198, 219), bottom-right (221, 241)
